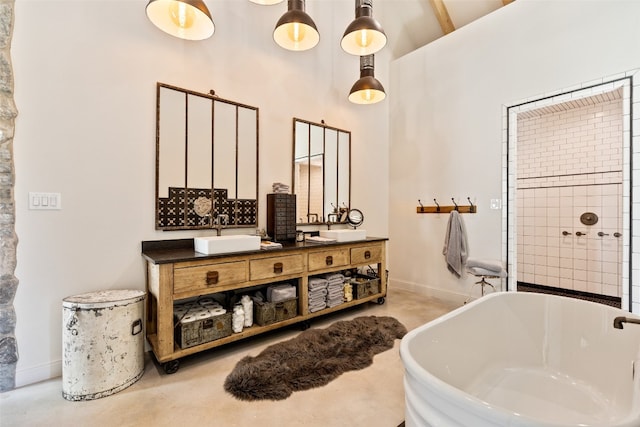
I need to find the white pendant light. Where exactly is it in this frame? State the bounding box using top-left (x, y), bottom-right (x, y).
top-left (348, 55), bottom-right (386, 105)
top-left (146, 0), bottom-right (215, 41)
top-left (273, 0), bottom-right (319, 51)
top-left (341, 0), bottom-right (386, 56)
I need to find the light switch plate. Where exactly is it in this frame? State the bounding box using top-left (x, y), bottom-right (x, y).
top-left (29, 192), bottom-right (62, 210)
top-left (490, 199), bottom-right (502, 210)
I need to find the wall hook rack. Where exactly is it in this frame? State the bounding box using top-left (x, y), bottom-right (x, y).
top-left (467, 197), bottom-right (476, 213)
top-left (416, 197), bottom-right (477, 214)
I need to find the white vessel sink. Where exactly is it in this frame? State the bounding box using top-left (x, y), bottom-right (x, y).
top-left (194, 235), bottom-right (261, 255)
top-left (319, 229), bottom-right (367, 242)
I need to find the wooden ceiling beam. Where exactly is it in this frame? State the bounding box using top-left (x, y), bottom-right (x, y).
top-left (429, 0), bottom-right (455, 35)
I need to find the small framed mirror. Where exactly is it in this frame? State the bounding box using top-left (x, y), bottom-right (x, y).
top-left (292, 118), bottom-right (351, 224)
top-left (155, 83), bottom-right (259, 230)
top-left (346, 208), bottom-right (364, 228)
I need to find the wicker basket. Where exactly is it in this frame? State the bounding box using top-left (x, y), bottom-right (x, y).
top-left (275, 298), bottom-right (298, 322)
top-left (351, 274), bottom-right (380, 300)
top-left (175, 311), bottom-right (232, 349)
top-left (254, 298), bottom-right (298, 326)
top-left (254, 300), bottom-right (276, 326)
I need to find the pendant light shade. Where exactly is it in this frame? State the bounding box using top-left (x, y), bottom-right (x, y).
top-left (348, 55), bottom-right (386, 105)
top-left (146, 0), bottom-right (215, 41)
top-left (341, 0), bottom-right (386, 56)
top-left (273, 0), bottom-right (319, 51)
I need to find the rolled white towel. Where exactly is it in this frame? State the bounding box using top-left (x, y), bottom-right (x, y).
top-left (309, 302), bottom-right (326, 312)
top-left (308, 278), bottom-right (328, 291)
top-left (309, 294), bottom-right (327, 304)
top-left (327, 289), bottom-right (344, 298)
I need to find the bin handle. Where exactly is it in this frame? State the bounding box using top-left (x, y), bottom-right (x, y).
top-left (66, 306), bottom-right (79, 336)
top-left (131, 318), bottom-right (142, 336)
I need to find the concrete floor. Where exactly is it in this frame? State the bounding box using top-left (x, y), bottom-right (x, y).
top-left (0, 288), bottom-right (460, 427)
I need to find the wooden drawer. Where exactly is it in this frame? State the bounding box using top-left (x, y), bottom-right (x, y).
top-left (174, 260), bottom-right (248, 295)
top-left (308, 248), bottom-right (350, 272)
top-left (250, 254), bottom-right (304, 280)
top-left (351, 245), bottom-right (382, 265)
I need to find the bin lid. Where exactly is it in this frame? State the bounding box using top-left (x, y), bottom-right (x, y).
top-left (63, 289), bottom-right (145, 309)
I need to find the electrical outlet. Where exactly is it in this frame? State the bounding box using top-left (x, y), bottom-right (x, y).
top-left (490, 199), bottom-right (502, 210)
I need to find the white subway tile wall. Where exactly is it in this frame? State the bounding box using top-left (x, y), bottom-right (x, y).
top-left (505, 72), bottom-right (639, 312)
top-left (516, 184), bottom-right (622, 297)
top-left (294, 163), bottom-right (323, 223)
top-left (516, 95), bottom-right (623, 297)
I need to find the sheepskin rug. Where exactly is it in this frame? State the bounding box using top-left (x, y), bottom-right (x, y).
top-left (224, 315), bottom-right (407, 401)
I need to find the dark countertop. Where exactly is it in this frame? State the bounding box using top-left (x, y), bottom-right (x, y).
top-left (141, 237), bottom-right (388, 264)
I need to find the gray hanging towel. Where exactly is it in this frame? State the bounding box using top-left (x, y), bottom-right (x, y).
top-left (442, 210), bottom-right (468, 277)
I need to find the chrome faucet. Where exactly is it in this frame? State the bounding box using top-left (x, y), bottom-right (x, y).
top-left (613, 316), bottom-right (640, 329)
top-left (214, 214), bottom-right (229, 236)
top-left (307, 213), bottom-right (319, 223)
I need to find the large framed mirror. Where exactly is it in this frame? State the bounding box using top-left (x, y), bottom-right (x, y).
top-left (155, 82), bottom-right (259, 230)
top-left (292, 118), bottom-right (351, 224)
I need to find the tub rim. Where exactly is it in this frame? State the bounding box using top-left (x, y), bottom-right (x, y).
top-left (400, 291), bottom-right (640, 427)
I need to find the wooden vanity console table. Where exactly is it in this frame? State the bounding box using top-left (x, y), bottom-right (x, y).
top-left (141, 237), bottom-right (388, 373)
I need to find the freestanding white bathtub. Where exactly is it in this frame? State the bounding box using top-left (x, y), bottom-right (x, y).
top-left (400, 292), bottom-right (640, 427)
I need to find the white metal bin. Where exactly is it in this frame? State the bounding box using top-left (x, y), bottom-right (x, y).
top-left (62, 289), bottom-right (145, 401)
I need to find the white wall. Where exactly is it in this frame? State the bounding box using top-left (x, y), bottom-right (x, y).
top-left (389, 0), bottom-right (640, 307)
top-left (11, 0), bottom-right (389, 386)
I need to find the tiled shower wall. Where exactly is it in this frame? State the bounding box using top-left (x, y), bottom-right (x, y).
top-left (294, 163), bottom-right (323, 222)
top-left (516, 96), bottom-right (623, 297)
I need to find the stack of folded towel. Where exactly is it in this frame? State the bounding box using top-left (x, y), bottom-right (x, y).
top-left (308, 277), bottom-right (328, 312)
top-left (324, 273), bottom-right (345, 308)
top-left (272, 182), bottom-right (290, 194)
top-left (466, 258), bottom-right (507, 277)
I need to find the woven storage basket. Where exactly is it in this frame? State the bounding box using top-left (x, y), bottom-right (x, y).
top-left (254, 300), bottom-right (276, 326)
top-left (175, 311), bottom-right (232, 348)
top-left (352, 274), bottom-right (380, 300)
top-left (275, 298), bottom-right (298, 322)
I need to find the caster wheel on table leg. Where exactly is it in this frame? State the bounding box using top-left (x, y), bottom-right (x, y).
top-left (300, 321), bottom-right (311, 331)
top-left (163, 360), bottom-right (180, 374)
top-left (377, 297), bottom-right (386, 305)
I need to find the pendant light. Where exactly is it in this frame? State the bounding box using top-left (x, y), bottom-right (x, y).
top-left (273, 0), bottom-right (320, 51)
top-left (146, 0), bottom-right (215, 41)
top-left (249, 0), bottom-right (284, 4)
top-left (341, 0), bottom-right (386, 56)
top-left (348, 55), bottom-right (386, 105)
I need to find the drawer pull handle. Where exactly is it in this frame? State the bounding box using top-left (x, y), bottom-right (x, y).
top-left (364, 250), bottom-right (371, 259)
top-left (326, 255), bottom-right (333, 266)
top-left (274, 262), bottom-right (283, 274)
top-left (206, 271), bottom-right (219, 285)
